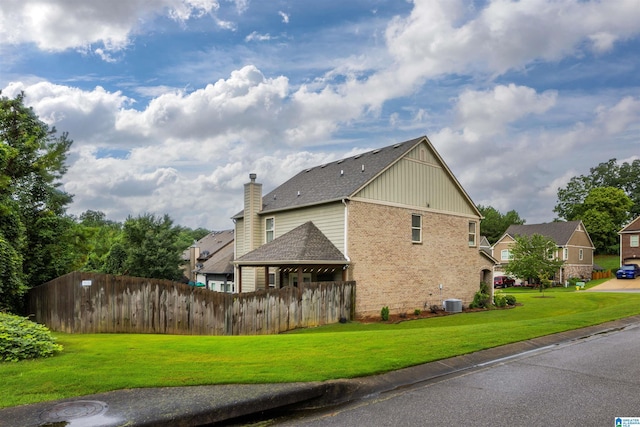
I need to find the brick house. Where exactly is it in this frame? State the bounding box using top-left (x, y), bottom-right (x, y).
top-left (492, 221), bottom-right (595, 283)
top-left (232, 136), bottom-right (496, 317)
top-left (619, 216), bottom-right (640, 267)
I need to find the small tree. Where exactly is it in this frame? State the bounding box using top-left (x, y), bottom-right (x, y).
top-left (504, 233), bottom-right (565, 294)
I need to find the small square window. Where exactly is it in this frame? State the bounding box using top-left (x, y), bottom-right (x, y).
top-left (631, 235), bottom-right (639, 248)
top-left (412, 214), bottom-right (422, 243)
top-left (501, 249), bottom-right (513, 261)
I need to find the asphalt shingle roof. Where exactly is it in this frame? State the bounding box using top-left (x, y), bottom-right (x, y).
top-left (504, 221), bottom-right (583, 246)
top-left (234, 136), bottom-right (424, 218)
top-left (182, 230), bottom-right (234, 261)
top-left (235, 221), bottom-right (348, 265)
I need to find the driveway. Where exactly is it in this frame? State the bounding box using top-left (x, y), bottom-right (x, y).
top-left (586, 276), bottom-right (640, 291)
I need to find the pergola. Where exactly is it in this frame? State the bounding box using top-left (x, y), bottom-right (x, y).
top-left (233, 221), bottom-right (350, 292)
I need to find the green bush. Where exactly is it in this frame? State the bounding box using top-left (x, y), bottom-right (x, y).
top-left (414, 309), bottom-right (421, 316)
top-left (494, 292), bottom-right (507, 307)
top-left (380, 306), bottom-right (390, 321)
top-left (0, 312), bottom-right (63, 362)
top-left (505, 295), bottom-right (517, 306)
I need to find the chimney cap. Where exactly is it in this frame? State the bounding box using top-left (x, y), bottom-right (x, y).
top-left (249, 173), bottom-right (257, 182)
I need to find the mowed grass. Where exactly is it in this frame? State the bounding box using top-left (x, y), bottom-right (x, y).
top-left (2, 289), bottom-right (640, 408)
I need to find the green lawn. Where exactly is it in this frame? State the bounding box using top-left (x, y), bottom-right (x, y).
top-left (2, 288), bottom-right (640, 409)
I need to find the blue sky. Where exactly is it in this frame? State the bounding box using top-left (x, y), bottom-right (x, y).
top-left (1, 0), bottom-right (639, 230)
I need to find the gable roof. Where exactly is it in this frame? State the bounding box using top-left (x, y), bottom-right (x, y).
top-left (503, 221), bottom-right (586, 246)
top-left (182, 229), bottom-right (234, 261)
top-left (620, 216), bottom-right (640, 233)
top-left (234, 221), bottom-right (348, 265)
top-left (233, 135), bottom-right (481, 218)
top-left (199, 243), bottom-right (234, 275)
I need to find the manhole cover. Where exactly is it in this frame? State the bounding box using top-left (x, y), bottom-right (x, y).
top-left (40, 400), bottom-right (108, 422)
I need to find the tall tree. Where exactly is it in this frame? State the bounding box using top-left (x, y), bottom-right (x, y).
top-left (117, 214), bottom-right (185, 281)
top-left (576, 187), bottom-right (632, 254)
top-left (0, 92), bottom-right (75, 311)
top-left (555, 158), bottom-right (640, 221)
top-left (477, 205), bottom-right (526, 244)
top-left (503, 233), bottom-right (565, 293)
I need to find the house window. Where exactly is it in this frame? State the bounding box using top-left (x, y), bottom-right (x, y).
top-left (501, 249), bottom-right (513, 261)
top-left (412, 214), bottom-right (422, 243)
top-left (265, 217), bottom-right (274, 243)
top-left (631, 235), bottom-right (639, 248)
top-left (579, 249), bottom-right (584, 261)
top-left (468, 222), bottom-right (477, 247)
top-left (563, 248), bottom-right (568, 260)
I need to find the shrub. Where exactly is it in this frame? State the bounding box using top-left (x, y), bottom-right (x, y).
top-left (494, 292), bottom-right (507, 307)
top-left (414, 309), bottom-right (422, 316)
top-left (380, 306), bottom-right (390, 321)
top-left (505, 295), bottom-right (517, 306)
top-left (469, 282), bottom-right (491, 309)
top-left (0, 312), bottom-right (63, 362)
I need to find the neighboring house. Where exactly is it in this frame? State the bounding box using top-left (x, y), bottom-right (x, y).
top-left (232, 136), bottom-right (496, 318)
top-left (492, 221), bottom-right (595, 283)
top-left (619, 216), bottom-right (640, 267)
top-left (182, 230), bottom-right (235, 291)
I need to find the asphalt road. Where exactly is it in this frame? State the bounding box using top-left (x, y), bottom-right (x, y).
top-left (274, 323), bottom-right (640, 426)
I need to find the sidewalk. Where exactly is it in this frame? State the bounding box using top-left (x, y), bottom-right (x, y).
top-left (3, 314), bottom-right (640, 427)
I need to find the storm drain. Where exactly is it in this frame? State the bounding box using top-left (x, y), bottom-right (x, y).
top-left (40, 400), bottom-right (108, 423)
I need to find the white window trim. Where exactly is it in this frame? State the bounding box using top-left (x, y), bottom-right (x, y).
top-left (563, 247), bottom-right (568, 260)
top-left (412, 214), bottom-right (422, 244)
top-left (631, 235), bottom-right (639, 248)
top-left (579, 248), bottom-right (584, 261)
top-left (501, 249), bottom-right (512, 261)
top-left (468, 221), bottom-right (477, 247)
top-left (265, 217), bottom-right (275, 243)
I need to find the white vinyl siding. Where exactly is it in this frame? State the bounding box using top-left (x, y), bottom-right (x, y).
top-left (262, 202), bottom-right (346, 254)
top-left (354, 143), bottom-right (477, 216)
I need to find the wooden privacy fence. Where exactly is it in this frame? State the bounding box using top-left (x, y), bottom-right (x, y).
top-left (27, 272), bottom-right (356, 335)
top-left (591, 270), bottom-right (611, 280)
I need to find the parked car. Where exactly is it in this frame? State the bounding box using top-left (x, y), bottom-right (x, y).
top-left (493, 276), bottom-right (515, 288)
top-left (616, 264), bottom-right (640, 279)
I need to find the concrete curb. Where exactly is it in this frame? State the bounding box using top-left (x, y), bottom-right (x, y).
top-left (2, 314), bottom-right (640, 426)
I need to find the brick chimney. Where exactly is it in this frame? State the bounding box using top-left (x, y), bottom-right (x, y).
top-left (244, 173), bottom-right (263, 252)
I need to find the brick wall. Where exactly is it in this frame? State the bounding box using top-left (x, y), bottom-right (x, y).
top-left (347, 200), bottom-right (492, 318)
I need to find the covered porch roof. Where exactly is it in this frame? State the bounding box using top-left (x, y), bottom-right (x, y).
top-left (233, 221), bottom-right (349, 291)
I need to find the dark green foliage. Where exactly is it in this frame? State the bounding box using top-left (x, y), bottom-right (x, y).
top-left (0, 92), bottom-right (76, 312)
top-left (555, 159), bottom-right (640, 253)
top-left (118, 214), bottom-right (185, 281)
top-left (504, 295), bottom-right (517, 306)
top-left (477, 205), bottom-right (526, 244)
top-left (380, 306), bottom-right (389, 321)
top-left (414, 309), bottom-right (421, 316)
top-left (494, 293), bottom-right (507, 307)
top-left (0, 312), bottom-right (63, 362)
top-left (470, 281), bottom-right (491, 309)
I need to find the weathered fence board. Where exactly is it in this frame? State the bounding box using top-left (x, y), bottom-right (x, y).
top-left (26, 272), bottom-right (355, 335)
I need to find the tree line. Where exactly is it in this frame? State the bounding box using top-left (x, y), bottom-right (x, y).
top-left (0, 93), bottom-right (208, 313)
top-left (2, 91), bottom-right (637, 312)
